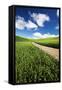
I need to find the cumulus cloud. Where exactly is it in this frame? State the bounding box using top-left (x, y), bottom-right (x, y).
top-left (56, 10), bottom-right (59, 30)
top-left (16, 16), bottom-right (38, 30)
top-left (16, 16), bottom-right (26, 30)
top-left (33, 32), bottom-right (59, 39)
top-left (25, 20), bottom-right (38, 29)
top-left (57, 9), bottom-right (59, 17)
top-left (16, 13), bottom-right (50, 30)
top-left (33, 32), bottom-right (42, 38)
top-left (31, 13), bottom-right (50, 27)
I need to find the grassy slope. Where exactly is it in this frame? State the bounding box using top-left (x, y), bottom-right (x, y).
top-left (16, 36), bottom-right (30, 42)
top-left (16, 42), bottom-right (59, 83)
top-left (35, 37), bottom-right (59, 48)
top-left (16, 36), bottom-right (59, 48)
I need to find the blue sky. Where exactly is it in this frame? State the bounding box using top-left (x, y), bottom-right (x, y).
top-left (15, 7), bottom-right (59, 39)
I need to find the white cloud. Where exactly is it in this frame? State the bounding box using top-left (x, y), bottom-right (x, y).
top-left (16, 16), bottom-right (38, 30)
top-left (55, 25), bottom-right (59, 30)
top-left (57, 9), bottom-right (59, 17)
top-left (31, 13), bottom-right (50, 27)
top-left (16, 16), bottom-right (26, 30)
top-left (33, 32), bottom-right (42, 38)
top-left (25, 20), bottom-right (38, 29)
top-left (33, 32), bottom-right (59, 39)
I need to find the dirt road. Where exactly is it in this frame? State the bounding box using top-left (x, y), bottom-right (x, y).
top-left (32, 42), bottom-right (59, 61)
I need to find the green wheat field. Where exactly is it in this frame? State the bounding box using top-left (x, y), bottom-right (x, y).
top-left (16, 36), bottom-right (59, 83)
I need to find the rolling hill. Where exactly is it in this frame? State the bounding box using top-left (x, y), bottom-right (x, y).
top-left (16, 36), bottom-right (30, 42)
top-left (35, 37), bottom-right (59, 48)
top-left (16, 36), bottom-right (59, 48)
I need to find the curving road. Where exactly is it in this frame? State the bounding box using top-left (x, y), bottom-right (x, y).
top-left (32, 42), bottom-right (59, 61)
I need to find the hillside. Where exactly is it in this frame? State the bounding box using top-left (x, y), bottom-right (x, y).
top-left (16, 36), bottom-right (30, 42)
top-left (35, 37), bottom-right (59, 48)
top-left (16, 36), bottom-right (59, 48)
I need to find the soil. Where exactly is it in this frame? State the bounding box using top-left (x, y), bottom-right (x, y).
top-left (32, 42), bottom-right (59, 61)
